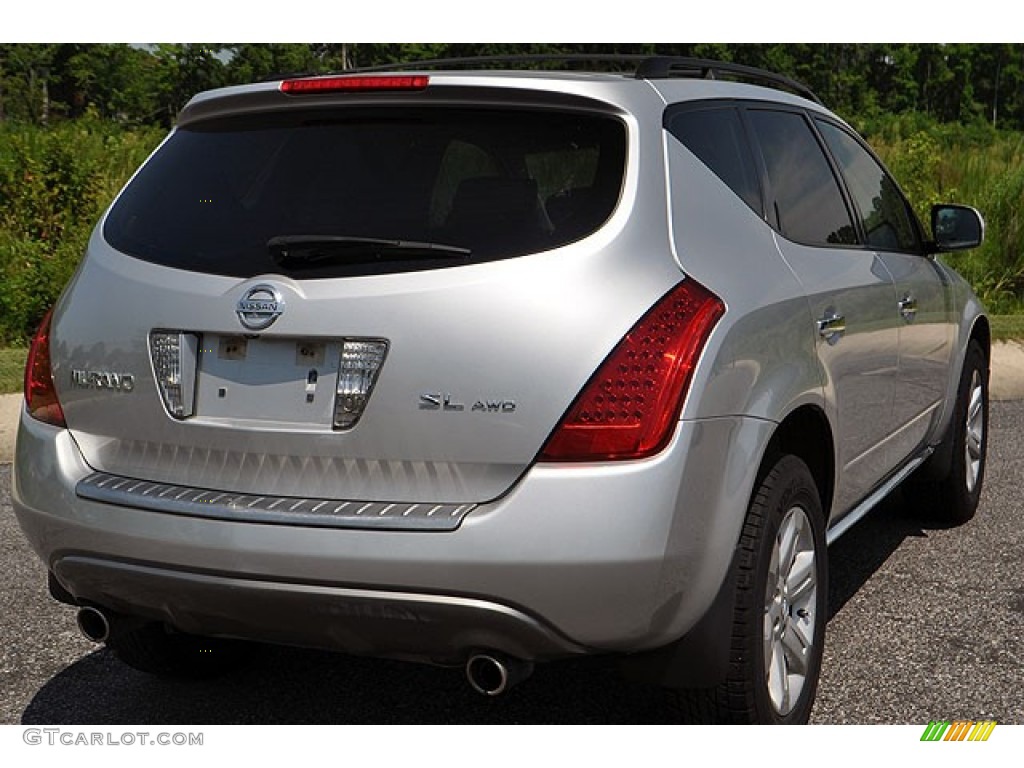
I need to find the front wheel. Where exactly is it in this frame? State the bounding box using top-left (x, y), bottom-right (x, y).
top-left (675, 454), bottom-right (827, 723)
top-left (909, 340), bottom-right (988, 525)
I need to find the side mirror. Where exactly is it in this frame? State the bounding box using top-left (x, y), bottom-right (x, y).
top-left (929, 204), bottom-right (984, 252)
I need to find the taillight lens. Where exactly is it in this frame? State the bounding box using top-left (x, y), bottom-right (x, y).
top-left (539, 279), bottom-right (724, 462)
top-left (24, 308), bottom-right (67, 428)
top-left (149, 332), bottom-right (199, 419)
top-left (334, 339), bottom-right (389, 430)
top-left (280, 75), bottom-right (429, 94)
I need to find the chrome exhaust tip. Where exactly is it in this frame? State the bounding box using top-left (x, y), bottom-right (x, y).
top-left (466, 652), bottom-right (533, 696)
top-left (76, 606), bottom-right (111, 643)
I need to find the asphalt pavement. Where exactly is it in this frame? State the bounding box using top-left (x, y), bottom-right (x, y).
top-left (1, 403), bottom-right (1022, 725)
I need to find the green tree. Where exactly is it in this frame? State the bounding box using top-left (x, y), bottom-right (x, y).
top-left (970, 44), bottom-right (1024, 129)
top-left (0, 44), bottom-right (58, 123)
top-left (866, 44), bottom-right (919, 114)
top-left (152, 44), bottom-right (228, 123)
top-left (225, 44), bottom-right (325, 83)
top-left (54, 44), bottom-right (162, 122)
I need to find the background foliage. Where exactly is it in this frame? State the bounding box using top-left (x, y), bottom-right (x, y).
top-left (1, 43), bottom-right (1023, 343)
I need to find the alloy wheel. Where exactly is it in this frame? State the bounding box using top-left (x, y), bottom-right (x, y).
top-left (965, 369), bottom-right (985, 494)
top-left (763, 505), bottom-right (818, 716)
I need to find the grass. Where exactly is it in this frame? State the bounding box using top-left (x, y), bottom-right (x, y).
top-left (868, 127), bottom-right (1024, 314)
top-left (991, 315), bottom-right (1024, 342)
top-left (0, 347), bottom-right (26, 394)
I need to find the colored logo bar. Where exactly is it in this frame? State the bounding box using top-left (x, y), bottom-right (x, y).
top-left (921, 720), bottom-right (997, 741)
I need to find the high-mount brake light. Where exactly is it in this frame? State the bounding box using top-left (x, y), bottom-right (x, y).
top-left (24, 308), bottom-right (66, 428)
top-left (539, 279), bottom-right (724, 462)
top-left (280, 75), bottom-right (430, 95)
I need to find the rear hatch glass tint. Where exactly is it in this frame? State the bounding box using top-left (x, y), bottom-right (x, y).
top-left (104, 108), bottom-right (626, 278)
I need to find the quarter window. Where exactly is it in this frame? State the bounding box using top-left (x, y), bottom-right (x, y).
top-left (748, 110), bottom-right (857, 247)
top-left (816, 121), bottom-right (920, 253)
top-left (668, 107), bottom-right (762, 215)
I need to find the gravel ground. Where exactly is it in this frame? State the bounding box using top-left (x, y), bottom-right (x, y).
top-left (1, 403), bottom-right (1021, 725)
top-left (816, 401), bottom-right (1024, 722)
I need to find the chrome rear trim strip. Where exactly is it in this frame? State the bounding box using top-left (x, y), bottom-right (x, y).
top-left (76, 471), bottom-right (474, 531)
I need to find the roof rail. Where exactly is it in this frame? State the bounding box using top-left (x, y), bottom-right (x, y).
top-left (634, 57), bottom-right (822, 104)
top-left (343, 54), bottom-right (822, 105)
top-left (349, 54), bottom-right (648, 73)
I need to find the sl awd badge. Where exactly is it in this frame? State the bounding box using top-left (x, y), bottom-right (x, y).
top-left (420, 392), bottom-right (517, 414)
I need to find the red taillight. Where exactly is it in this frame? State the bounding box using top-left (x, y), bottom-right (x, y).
top-left (280, 75), bottom-right (429, 95)
top-left (539, 279), bottom-right (724, 462)
top-left (24, 308), bottom-right (66, 428)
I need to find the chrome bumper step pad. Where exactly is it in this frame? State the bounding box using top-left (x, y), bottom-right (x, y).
top-left (76, 471), bottom-right (475, 531)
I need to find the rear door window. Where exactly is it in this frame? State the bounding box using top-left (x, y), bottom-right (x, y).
top-left (104, 108), bottom-right (626, 279)
top-left (747, 109), bottom-right (858, 247)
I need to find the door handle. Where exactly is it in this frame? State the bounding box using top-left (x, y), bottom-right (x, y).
top-left (898, 294), bottom-right (918, 322)
top-left (817, 310), bottom-right (846, 344)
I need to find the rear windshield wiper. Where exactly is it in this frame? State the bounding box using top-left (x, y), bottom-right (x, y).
top-left (267, 235), bottom-right (471, 267)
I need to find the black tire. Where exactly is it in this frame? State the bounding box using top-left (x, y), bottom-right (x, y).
top-left (908, 340), bottom-right (988, 525)
top-left (106, 623), bottom-right (251, 679)
top-left (674, 455), bottom-right (827, 724)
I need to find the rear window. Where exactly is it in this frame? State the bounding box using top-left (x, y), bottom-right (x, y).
top-left (104, 108), bottom-right (626, 278)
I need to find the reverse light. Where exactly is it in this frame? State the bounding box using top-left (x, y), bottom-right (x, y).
top-left (149, 332), bottom-right (198, 419)
top-left (334, 339), bottom-right (388, 430)
top-left (280, 75), bottom-right (429, 95)
top-left (539, 279), bottom-right (725, 462)
top-left (24, 308), bottom-right (66, 427)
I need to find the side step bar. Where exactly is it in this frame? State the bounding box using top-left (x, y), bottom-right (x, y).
top-left (826, 449), bottom-right (932, 546)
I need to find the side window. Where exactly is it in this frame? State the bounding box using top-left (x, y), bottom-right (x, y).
top-left (747, 110), bottom-right (857, 247)
top-left (667, 107), bottom-right (762, 215)
top-left (816, 121), bottom-right (921, 253)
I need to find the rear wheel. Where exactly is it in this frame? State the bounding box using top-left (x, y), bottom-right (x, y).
top-left (106, 623), bottom-right (250, 679)
top-left (675, 455), bottom-right (827, 723)
top-left (909, 340), bottom-right (988, 525)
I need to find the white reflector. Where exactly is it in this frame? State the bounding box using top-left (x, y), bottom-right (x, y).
top-left (334, 340), bottom-right (388, 430)
top-left (149, 331), bottom-right (198, 419)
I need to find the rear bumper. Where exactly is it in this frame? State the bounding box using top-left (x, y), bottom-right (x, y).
top-left (13, 408), bottom-right (774, 662)
top-left (52, 555), bottom-right (584, 664)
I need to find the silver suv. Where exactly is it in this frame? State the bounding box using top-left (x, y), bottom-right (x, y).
top-left (13, 57), bottom-right (989, 723)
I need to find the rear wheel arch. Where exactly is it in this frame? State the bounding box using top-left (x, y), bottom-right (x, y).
top-left (654, 396), bottom-right (835, 721)
top-left (618, 405), bottom-right (835, 698)
top-left (760, 404), bottom-right (835, 522)
top-left (671, 452), bottom-right (828, 722)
